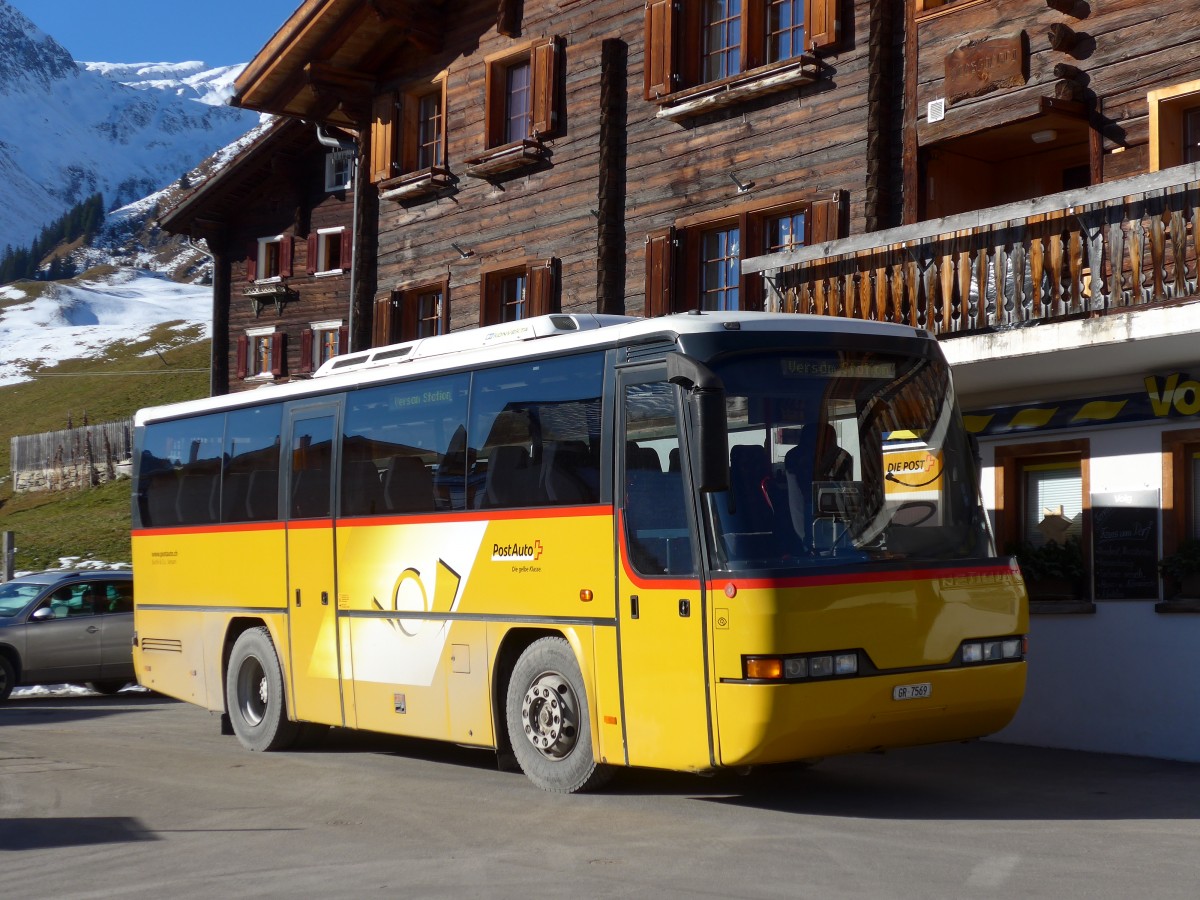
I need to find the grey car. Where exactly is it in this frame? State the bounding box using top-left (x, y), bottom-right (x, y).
top-left (0, 570), bottom-right (135, 702)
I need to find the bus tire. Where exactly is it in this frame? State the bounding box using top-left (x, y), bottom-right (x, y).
top-left (505, 636), bottom-right (611, 793)
top-left (225, 626), bottom-right (300, 752)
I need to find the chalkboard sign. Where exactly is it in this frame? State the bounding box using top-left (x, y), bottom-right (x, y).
top-left (1091, 490), bottom-right (1159, 600)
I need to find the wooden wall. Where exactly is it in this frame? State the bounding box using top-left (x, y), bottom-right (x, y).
top-left (370, 0), bottom-right (878, 324)
top-left (222, 140), bottom-right (355, 392)
top-left (912, 0), bottom-right (1200, 193)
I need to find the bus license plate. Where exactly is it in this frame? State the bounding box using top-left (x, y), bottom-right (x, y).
top-left (892, 683), bottom-right (932, 701)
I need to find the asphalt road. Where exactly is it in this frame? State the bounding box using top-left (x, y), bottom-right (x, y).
top-left (3, 690), bottom-right (1200, 900)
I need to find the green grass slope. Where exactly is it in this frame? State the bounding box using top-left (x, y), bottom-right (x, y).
top-left (0, 325), bottom-right (210, 572)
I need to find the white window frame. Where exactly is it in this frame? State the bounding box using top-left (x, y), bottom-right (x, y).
top-left (246, 325), bottom-right (276, 380)
top-left (309, 319), bottom-right (343, 371)
top-left (314, 227), bottom-right (347, 277)
top-left (256, 235), bottom-right (285, 283)
top-left (325, 149), bottom-right (353, 192)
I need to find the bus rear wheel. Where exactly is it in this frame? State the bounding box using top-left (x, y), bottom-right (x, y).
top-left (506, 637), bottom-right (610, 793)
top-left (226, 627), bottom-right (300, 752)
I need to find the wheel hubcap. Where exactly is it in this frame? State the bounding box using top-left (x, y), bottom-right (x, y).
top-left (520, 671), bottom-right (579, 759)
top-left (236, 656), bottom-right (268, 727)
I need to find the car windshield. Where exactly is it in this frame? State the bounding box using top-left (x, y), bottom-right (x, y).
top-left (703, 349), bottom-right (993, 572)
top-left (0, 582), bottom-right (49, 617)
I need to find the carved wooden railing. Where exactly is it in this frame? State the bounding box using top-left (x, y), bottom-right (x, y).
top-left (742, 162), bottom-right (1200, 336)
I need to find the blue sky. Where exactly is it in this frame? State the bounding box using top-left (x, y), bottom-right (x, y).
top-left (9, 0), bottom-right (303, 67)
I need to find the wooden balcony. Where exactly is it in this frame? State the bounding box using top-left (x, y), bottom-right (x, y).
top-left (743, 162), bottom-right (1200, 337)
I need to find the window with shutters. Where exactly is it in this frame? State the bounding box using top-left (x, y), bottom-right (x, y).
top-left (373, 280), bottom-right (450, 347)
top-left (240, 326), bottom-right (284, 381)
top-left (370, 75), bottom-right (450, 201)
top-left (465, 38), bottom-right (561, 178)
top-left (481, 260), bottom-right (558, 326)
top-left (251, 235), bottom-right (291, 283)
top-left (298, 320), bottom-right (346, 375)
top-left (308, 227), bottom-right (348, 277)
top-left (644, 0), bottom-right (836, 115)
top-left (993, 440), bottom-right (1091, 602)
top-left (644, 195), bottom-right (838, 317)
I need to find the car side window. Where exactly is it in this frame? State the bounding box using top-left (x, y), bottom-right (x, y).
top-left (40, 586), bottom-right (100, 618)
top-left (103, 583), bottom-right (134, 614)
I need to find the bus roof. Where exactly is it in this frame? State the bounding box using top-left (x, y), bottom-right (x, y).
top-left (134, 311), bottom-right (933, 426)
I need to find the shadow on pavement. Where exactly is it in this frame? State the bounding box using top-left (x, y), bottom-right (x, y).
top-left (1, 690), bottom-right (179, 726)
top-left (0, 816), bottom-right (159, 851)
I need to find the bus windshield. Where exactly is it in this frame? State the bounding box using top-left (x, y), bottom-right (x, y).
top-left (704, 349), bottom-right (992, 571)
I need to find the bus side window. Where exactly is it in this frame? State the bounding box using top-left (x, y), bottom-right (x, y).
top-left (623, 382), bottom-right (695, 577)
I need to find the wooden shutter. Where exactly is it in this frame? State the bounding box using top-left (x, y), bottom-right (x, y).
top-left (338, 325), bottom-right (349, 354)
top-left (370, 92), bottom-right (398, 183)
top-left (742, 214), bottom-right (765, 312)
top-left (340, 228), bottom-right (353, 269)
top-left (644, 226), bottom-right (676, 317)
top-left (270, 332), bottom-right (286, 378)
top-left (644, 0), bottom-right (676, 100)
top-left (805, 0), bottom-right (841, 52)
top-left (298, 328), bottom-right (314, 374)
top-left (400, 92), bottom-right (418, 173)
top-left (279, 237), bottom-right (293, 278)
top-left (529, 258), bottom-right (558, 316)
top-left (235, 335), bottom-right (248, 379)
top-left (531, 37), bottom-right (560, 138)
top-left (373, 290), bottom-right (396, 347)
top-left (400, 289), bottom-right (419, 341)
top-left (306, 234), bottom-right (318, 275)
top-left (245, 243), bottom-right (257, 282)
top-left (809, 193), bottom-right (845, 244)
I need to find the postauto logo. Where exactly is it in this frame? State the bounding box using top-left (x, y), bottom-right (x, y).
top-left (491, 539), bottom-right (544, 562)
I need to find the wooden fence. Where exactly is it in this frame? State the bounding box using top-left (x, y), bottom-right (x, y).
top-left (10, 418), bottom-right (135, 493)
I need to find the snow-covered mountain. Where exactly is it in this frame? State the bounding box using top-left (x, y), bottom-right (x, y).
top-left (0, 0), bottom-right (261, 254)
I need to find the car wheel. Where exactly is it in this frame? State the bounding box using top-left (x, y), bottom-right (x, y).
top-left (89, 680), bottom-right (128, 695)
top-left (225, 626), bottom-right (300, 752)
top-left (0, 656), bottom-right (14, 703)
top-left (505, 636), bottom-right (611, 793)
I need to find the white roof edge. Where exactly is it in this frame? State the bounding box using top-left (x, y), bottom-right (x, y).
top-left (134, 312), bottom-right (931, 426)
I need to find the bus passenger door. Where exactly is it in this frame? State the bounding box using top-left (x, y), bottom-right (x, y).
top-left (616, 373), bottom-right (712, 771)
top-left (284, 402), bottom-right (343, 726)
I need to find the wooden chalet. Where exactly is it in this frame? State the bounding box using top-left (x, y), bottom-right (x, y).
top-left (159, 116), bottom-right (357, 394)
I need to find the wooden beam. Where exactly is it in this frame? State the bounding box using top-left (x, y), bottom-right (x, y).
top-left (367, 0), bottom-right (443, 53)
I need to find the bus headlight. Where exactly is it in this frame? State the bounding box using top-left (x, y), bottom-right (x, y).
top-left (744, 650), bottom-right (861, 682)
top-left (961, 636), bottom-right (1025, 664)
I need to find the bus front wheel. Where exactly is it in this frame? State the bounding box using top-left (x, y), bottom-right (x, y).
top-left (225, 627), bottom-right (300, 752)
top-left (505, 637), bottom-right (610, 793)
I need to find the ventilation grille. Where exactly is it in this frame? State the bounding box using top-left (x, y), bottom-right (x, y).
top-left (140, 637), bottom-right (183, 653)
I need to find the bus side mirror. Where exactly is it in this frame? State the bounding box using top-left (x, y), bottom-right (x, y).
top-left (668, 353), bottom-right (729, 493)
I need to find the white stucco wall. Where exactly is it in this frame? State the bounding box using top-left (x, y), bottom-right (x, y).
top-left (978, 421), bottom-right (1200, 761)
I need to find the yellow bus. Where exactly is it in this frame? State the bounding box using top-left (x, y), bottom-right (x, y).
top-left (131, 312), bottom-right (1027, 792)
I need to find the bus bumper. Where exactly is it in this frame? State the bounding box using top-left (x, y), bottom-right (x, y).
top-left (714, 662), bottom-right (1026, 767)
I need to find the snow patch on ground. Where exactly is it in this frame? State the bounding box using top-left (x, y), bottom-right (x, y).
top-left (0, 270), bottom-right (210, 386)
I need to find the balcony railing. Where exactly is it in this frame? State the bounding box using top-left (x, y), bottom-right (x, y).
top-left (742, 162), bottom-right (1200, 336)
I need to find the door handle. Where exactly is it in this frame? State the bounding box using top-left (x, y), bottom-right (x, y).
top-left (295, 589), bottom-right (301, 607)
top-left (321, 591), bottom-right (329, 606)
top-left (630, 595), bottom-right (639, 620)
top-left (87, 625), bottom-right (100, 633)
top-left (678, 599), bottom-right (691, 618)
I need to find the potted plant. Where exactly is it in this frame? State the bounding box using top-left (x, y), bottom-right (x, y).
top-left (1009, 536), bottom-right (1086, 601)
top-left (1158, 539), bottom-right (1200, 600)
